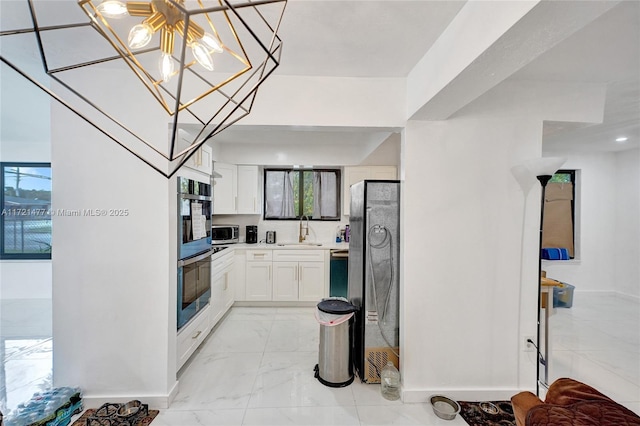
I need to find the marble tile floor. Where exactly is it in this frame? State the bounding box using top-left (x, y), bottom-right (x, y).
top-left (162, 306), bottom-right (468, 426)
top-left (1, 295), bottom-right (638, 424)
top-left (547, 292), bottom-right (640, 414)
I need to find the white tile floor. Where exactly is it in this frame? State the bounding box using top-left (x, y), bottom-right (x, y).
top-left (161, 307), bottom-right (464, 426)
top-left (1, 295), bottom-right (639, 425)
top-left (547, 292), bottom-right (640, 415)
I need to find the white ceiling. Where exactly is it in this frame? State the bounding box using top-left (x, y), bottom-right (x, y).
top-left (217, 0), bottom-right (639, 153)
top-left (2, 0), bottom-right (638, 155)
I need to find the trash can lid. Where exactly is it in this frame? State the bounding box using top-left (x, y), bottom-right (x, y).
top-left (317, 299), bottom-right (357, 314)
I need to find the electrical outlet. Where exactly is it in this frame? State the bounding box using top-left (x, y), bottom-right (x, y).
top-left (524, 336), bottom-right (535, 352)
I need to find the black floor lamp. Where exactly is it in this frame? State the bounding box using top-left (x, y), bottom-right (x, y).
top-left (512, 156), bottom-right (566, 395)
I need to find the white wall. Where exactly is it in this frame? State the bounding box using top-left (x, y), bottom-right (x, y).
top-left (402, 117), bottom-right (542, 401)
top-left (50, 103), bottom-right (176, 407)
top-left (614, 149), bottom-right (640, 299)
top-left (0, 71), bottom-right (52, 301)
top-left (541, 152), bottom-right (620, 294)
top-left (401, 78), bottom-right (609, 401)
top-left (542, 148), bottom-right (639, 299)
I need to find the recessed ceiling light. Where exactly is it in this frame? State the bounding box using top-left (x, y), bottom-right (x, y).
top-left (616, 137), bottom-right (628, 142)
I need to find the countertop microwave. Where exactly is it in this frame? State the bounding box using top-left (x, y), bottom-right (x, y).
top-left (211, 224), bottom-right (239, 244)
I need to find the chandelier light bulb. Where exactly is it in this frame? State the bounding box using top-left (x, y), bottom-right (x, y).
top-left (191, 42), bottom-right (215, 71)
top-left (159, 53), bottom-right (175, 83)
top-left (128, 23), bottom-right (153, 49)
top-left (201, 33), bottom-right (223, 53)
top-left (96, 0), bottom-right (129, 18)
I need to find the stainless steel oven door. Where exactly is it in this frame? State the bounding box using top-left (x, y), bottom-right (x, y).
top-left (177, 249), bottom-right (213, 329)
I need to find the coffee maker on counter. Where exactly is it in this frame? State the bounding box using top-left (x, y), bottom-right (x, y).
top-left (246, 225), bottom-right (258, 244)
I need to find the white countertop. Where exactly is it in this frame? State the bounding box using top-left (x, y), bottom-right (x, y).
top-left (215, 241), bottom-right (349, 251)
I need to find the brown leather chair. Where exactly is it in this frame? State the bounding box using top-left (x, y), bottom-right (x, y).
top-left (511, 378), bottom-right (640, 426)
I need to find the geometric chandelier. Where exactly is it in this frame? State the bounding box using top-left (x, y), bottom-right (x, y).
top-left (0, 0), bottom-right (287, 178)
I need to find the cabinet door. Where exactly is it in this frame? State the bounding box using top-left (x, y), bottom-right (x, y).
top-left (210, 272), bottom-right (226, 327)
top-left (245, 261), bottom-right (272, 301)
top-left (199, 145), bottom-right (213, 175)
top-left (213, 162), bottom-right (237, 214)
top-left (223, 266), bottom-right (235, 311)
top-left (343, 167), bottom-right (370, 216)
top-left (272, 262), bottom-right (299, 301)
top-left (298, 261), bottom-right (326, 301)
top-left (237, 165), bottom-right (260, 214)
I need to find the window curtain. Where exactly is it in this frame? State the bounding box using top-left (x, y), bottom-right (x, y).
top-left (312, 171), bottom-right (337, 219)
top-left (265, 171), bottom-right (295, 218)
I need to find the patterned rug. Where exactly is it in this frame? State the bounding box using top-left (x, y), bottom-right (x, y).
top-left (70, 408), bottom-right (159, 426)
top-left (458, 400), bottom-right (516, 426)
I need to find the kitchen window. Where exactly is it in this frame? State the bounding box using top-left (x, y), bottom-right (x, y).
top-left (1, 163), bottom-right (52, 259)
top-left (264, 168), bottom-right (340, 220)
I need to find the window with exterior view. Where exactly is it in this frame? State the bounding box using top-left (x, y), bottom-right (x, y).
top-left (1, 163), bottom-right (52, 259)
top-left (264, 169), bottom-right (340, 220)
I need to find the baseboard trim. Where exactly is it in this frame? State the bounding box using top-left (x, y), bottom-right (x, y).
top-left (402, 387), bottom-right (523, 403)
top-left (81, 384), bottom-right (179, 410)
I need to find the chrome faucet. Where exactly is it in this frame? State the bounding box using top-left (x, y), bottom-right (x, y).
top-left (299, 215), bottom-right (309, 242)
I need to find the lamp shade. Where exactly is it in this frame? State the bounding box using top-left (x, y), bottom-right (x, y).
top-left (511, 156), bottom-right (567, 194)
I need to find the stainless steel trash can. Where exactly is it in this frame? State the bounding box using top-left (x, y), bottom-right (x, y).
top-left (314, 299), bottom-right (357, 387)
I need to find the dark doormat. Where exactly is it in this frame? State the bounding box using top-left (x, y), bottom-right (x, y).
top-left (71, 408), bottom-right (159, 426)
top-left (458, 400), bottom-right (516, 426)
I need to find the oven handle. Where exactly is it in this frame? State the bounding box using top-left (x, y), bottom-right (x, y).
top-left (178, 248), bottom-right (216, 267)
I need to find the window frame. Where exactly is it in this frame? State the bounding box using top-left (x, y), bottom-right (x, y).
top-left (544, 169), bottom-right (576, 259)
top-left (263, 168), bottom-right (341, 221)
top-left (1, 162), bottom-right (52, 260)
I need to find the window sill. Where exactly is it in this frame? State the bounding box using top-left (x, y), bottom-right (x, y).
top-left (542, 259), bottom-right (581, 266)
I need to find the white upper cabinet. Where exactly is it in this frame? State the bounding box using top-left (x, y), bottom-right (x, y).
top-left (237, 165), bottom-right (260, 214)
top-left (213, 163), bottom-right (260, 215)
top-left (213, 162), bottom-right (237, 214)
top-left (184, 144), bottom-right (213, 176)
top-left (343, 166), bottom-right (397, 216)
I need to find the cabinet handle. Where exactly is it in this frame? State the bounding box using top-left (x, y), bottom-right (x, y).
top-left (295, 266), bottom-right (298, 281)
top-left (192, 330), bottom-right (202, 340)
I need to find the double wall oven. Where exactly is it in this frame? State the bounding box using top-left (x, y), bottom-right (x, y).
top-left (177, 176), bottom-right (214, 329)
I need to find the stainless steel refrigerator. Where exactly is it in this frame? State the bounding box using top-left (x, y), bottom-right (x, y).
top-left (348, 180), bottom-right (400, 383)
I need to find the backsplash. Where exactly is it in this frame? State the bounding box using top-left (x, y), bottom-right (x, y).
top-left (212, 215), bottom-right (348, 244)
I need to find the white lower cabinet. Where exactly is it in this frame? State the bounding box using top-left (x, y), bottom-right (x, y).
top-left (272, 261), bottom-right (299, 301)
top-left (210, 250), bottom-right (235, 327)
top-left (245, 249), bottom-right (273, 301)
top-left (241, 249), bottom-right (328, 302)
top-left (297, 261), bottom-right (326, 301)
top-left (272, 250), bottom-right (326, 302)
top-left (177, 304), bottom-right (211, 370)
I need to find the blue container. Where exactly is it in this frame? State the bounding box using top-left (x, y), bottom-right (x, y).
top-left (553, 283), bottom-right (575, 308)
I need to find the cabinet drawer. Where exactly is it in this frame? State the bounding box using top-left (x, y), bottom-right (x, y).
top-left (177, 304), bottom-right (210, 369)
top-left (212, 250), bottom-right (234, 276)
top-left (247, 250), bottom-right (273, 261)
top-left (273, 249), bottom-right (324, 262)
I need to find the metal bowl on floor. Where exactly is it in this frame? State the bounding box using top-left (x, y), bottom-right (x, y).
top-left (116, 400), bottom-right (143, 417)
top-left (429, 394), bottom-right (461, 420)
